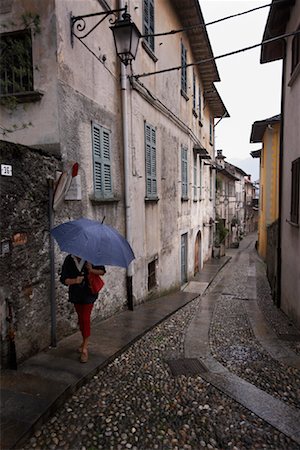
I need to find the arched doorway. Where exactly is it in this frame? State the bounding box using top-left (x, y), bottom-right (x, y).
top-left (194, 231), bottom-right (202, 274)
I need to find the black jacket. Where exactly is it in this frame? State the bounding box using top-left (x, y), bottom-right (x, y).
top-left (60, 255), bottom-right (105, 304)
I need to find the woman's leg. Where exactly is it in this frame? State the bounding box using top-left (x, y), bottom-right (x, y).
top-left (74, 304), bottom-right (93, 361)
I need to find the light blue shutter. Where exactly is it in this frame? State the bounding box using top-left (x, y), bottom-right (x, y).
top-left (181, 146), bottom-right (188, 198)
top-left (145, 123), bottom-right (157, 197)
top-left (144, 0), bottom-right (155, 51)
top-left (92, 123), bottom-right (112, 197)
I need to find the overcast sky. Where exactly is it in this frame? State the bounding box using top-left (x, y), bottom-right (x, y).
top-left (200, 0), bottom-right (282, 180)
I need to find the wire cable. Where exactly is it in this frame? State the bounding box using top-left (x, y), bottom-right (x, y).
top-left (132, 29), bottom-right (300, 80)
top-left (141, 0), bottom-right (286, 38)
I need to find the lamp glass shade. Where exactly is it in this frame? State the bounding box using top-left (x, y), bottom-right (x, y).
top-left (111, 18), bottom-right (141, 65)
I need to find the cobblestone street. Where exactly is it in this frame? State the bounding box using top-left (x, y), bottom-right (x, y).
top-left (22, 234), bottom-right (300, 450)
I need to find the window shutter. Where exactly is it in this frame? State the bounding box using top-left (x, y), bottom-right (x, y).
top-left (193, 156), bottom-right (197, 199)
top-left (145, 123), bottom-right (157, 197)
top-left (92, 123), bottom-right (112, 197)
top-left (181, 42), bottom-right (187, 93)
top-left (143, 0), bottom-right (155, 51)
top-left (181, 146), bottom-right (188, 198)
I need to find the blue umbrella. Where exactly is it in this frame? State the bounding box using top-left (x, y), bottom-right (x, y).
top-left (51, 218), bottom-right (135, 268)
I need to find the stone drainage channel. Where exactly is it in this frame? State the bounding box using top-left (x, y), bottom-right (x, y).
top-left (182, 252), bottom-right (300, 446)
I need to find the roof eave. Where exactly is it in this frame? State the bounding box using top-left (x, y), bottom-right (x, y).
top-left (260, 0), bottom-right (295, 63)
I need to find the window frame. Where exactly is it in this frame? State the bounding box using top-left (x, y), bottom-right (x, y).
top-left (145, 122), bottom-right (157, 199)
top-left (92, 122), bottom-right (113, 199)
top-left (181, 41), bottom-right (188, 97)
top-left (181, 146), bottom-right (188, 200)
top-left (143, 0), bottom-right (155, 53)
top-left (290, 157), bottom-right (300, 225)
top-left (291, 28), bottom-right (300, 75)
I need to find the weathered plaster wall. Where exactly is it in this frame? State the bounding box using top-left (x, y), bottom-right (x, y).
top-left (280, 0), bottom-right (300, 327)
top-left (0, 0), bottom-right (60, 153)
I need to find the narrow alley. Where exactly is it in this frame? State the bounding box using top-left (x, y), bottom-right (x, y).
top-left (20, 233), bottom-right (300, 450)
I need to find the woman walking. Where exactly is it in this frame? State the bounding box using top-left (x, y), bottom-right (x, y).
top-left (60, 255), bottom-right (105, 363)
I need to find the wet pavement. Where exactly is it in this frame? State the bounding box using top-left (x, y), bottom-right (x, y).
top-left (2, 233), bottom-right (300, 449)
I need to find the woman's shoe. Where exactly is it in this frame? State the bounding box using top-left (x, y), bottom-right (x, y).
top-left (80, 350), bottom-right (88, 363)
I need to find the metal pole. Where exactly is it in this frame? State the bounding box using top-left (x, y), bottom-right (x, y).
top-left (119, 0), bottom-right (134, 311)
top-left (48, 178), bottom-right (57, 346)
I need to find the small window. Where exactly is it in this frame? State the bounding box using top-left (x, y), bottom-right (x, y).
top-left (148, 260), bottom-right (156, 290)
top-left (92, 123), bottom-right (113, 198)
top-left (143, 0), bottom-right (155, 52)
top-left (0, 30), bottom-right (33, 95)
top-left (291, 28), bottom-right (300, 74)
top-left (145, 123), bottom-right (157, 198)
top-left (181, 42), bottom-right (187, 95)
top-left (290, 157), bottom-right (300, 224)
top-left (181, 146), bottom-right (188, 199)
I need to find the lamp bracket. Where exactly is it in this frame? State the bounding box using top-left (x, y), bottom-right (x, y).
top-left (70, 7), bottom-right (126, 46)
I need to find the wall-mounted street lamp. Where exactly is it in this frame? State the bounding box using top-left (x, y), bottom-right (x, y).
top-left (70, 6), bottom-right (140, 66)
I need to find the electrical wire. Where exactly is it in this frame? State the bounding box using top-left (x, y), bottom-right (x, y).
top-left (132, 29), bottom-right (300, 80)
top-left (73, 34), bottom-right (118, 81)
top-left (141, 0), bottom-right (286, 38)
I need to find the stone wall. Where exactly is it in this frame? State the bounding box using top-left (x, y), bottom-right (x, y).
top-left (0, 140), bottom-right (61, 368)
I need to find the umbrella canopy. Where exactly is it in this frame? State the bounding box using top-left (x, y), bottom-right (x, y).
top-left (51, 218), bottom-right (135, 268)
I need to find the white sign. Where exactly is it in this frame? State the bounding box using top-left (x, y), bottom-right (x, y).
top-left (65, 175), bottom-right (82, 201)
top-left (1, 164), bottom-right (12, 176)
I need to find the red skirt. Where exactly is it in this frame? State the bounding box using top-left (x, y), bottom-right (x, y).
top-left (74, 303), bottom-right (94, 338)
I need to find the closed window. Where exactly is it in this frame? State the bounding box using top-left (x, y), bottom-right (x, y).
top-left (291, 28), bottom-right (300, 74)
top-left (92, 123), bottom-right (112, 198)
top-left (181, 146), bottom-right (188, 199)
top-left (0, 30), bottom-right (33, 95)
top-left (145, 123), bottom-right (157, 198)
top-left (290, 157), bottom-right (300, 224)
top-left (143, 0), bottom-right (155, 52)
top-left (181, 42), bottom-right (187, 94)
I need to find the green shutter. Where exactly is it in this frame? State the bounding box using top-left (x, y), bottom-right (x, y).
top-left (92, 123), bottom-right (112, 197)
top-left (145, 123), bottom-right (157, 198)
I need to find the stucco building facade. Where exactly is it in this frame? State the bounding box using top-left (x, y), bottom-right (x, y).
top-left (0, 0), bottom-right (228, 363)
top-left (260, 0), bottom-right (300, 326)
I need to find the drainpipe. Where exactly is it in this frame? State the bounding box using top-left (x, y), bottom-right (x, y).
top-left (119, 0), bottom-right (134, 310)
top-left (277, 43), bottom-right (286, 308)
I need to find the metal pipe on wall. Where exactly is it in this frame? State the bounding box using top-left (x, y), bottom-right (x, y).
top-left (119, 0), bottom-right (134, 310)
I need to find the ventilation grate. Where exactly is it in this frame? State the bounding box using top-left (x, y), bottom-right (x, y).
top-left (166, 358), bottom-right (207, 377)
